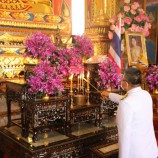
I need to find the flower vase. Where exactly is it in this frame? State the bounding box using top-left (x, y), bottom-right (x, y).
top-left (42, 93), bottom-right (50, 100)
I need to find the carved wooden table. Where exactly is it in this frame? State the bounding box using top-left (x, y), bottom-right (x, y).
top-left (25, 99), bottom-right (102, 141)
top-left (0, 117), bottom-right (118, 158)
top-left (25, 97), bottom-right (70, 142)
top-left (6, 79), bottom-right (28, 136)
top-left (67, 104), bottom-right (101, 134)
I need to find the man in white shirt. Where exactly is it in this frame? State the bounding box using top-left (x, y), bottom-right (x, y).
top-left (101, 67), bottom-right (158, 158)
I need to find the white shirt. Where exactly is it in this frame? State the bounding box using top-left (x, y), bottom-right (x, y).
top-left (109, 87), bottom-right (158, 158)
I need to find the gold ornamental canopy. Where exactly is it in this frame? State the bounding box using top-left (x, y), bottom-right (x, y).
top-left (0, 0), bottom-right (53, 13)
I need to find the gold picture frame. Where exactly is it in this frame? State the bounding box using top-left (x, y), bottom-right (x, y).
top-left (125, 31), bottom-right (148, 66)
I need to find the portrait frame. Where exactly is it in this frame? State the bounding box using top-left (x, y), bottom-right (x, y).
top-left (125, 31), bottom-right (148, 66)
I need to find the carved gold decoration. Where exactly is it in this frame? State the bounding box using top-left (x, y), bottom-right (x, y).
top-left (24, 57), bottom-right (39, 64)
top-left (61, 0), bottom-right (70, 17)
top-left (0, 32), bottom-right (25, 46)
top-left (0, 11), bottom-right (63, 30)
top-left (85, 26), bottom-right (110, 55)
top-left (0, 0), bottom-right (31, 12)
top-left (93, 42), bottom-right (109, 56)
top-left (0, 0), bottom-right (53, 14)
top-left (0, 11), bottom-right (11, 19)
top-left (0, 32), bottom-right (30, 78)
top-left (28, 0), bottom-right (53, 14)
top-left (92, 0), bottom-right (109, 26)
top-left (86, 0), bottom-right (119, 27)
top-left (85, 0), bottom-right (119, 55)
top-left (10, 12), bottom-right (31, 21)
top-left (111, 0), bottom-right (120, 18)
top-left (0, 56), bottom-right (24, 78)
top-left (0, 57), bottom-right (24, 67)
top-left (0, 19), bottom-right (59, 30)
top-left (0, 48), bottom-right (25, 55)
top-left (86, 26), bottom-right (108, 35)
top-left (0, 1), bottom-right (71, 79)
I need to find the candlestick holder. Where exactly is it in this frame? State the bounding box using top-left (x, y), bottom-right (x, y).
top-left (70, 91), bottom-right (74, 109)
top-left (86, 89), bottom-right (91, 105)
top-left (42, 93), bottom-right (50, 100)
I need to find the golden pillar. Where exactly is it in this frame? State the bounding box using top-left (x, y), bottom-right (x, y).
top-left (85, 0), bottom-right (120, 55)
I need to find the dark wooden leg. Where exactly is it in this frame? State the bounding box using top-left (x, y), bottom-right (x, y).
top-left (95, 108), bottom-right (101, 127)
top-left (7, 100), bottom-right (11, 127)
top-left (66, 121), bottom-right (72, 136)
top-left (20, 101), bottom-right (27, 137)
top-left (32, 130), bottom-right (38, 142)
top-left (65, 122), bottom-right (71, 136)
top-left (23, 109), bottom-right (29, 138)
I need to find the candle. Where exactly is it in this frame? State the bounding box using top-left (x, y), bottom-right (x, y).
top-left (80, 74), bottom-right (82, 91)
top-left (77, 75), bottom-right (80, 91)
top-left (69, 74), bottom-right (73, 93)
top-left (78, 74), bottom-right (80, 91)
top-left (87, 71), bottom-right (90, 90)
top-left (82, 73), bottom-right (84, 90)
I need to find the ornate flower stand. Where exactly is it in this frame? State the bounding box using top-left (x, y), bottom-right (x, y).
top-left (25, 96), bottom-right (69, 142)
top-left (67, 104), bottom-right (101, 135)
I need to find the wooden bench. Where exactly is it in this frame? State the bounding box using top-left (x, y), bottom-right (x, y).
top-left (90, 142), bottom-right (118, 158)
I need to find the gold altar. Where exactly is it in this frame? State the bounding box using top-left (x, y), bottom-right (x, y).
top-left (0, 0), bottom-right (72, 79)
top-left (0, 0), bottom-right (120, 79)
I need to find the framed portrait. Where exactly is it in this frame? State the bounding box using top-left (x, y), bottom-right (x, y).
top-left (125, 31), bottom-right (148, 66)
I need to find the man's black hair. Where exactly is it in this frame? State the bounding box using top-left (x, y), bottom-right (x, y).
top-left (124, 67), bottom-right (142, 85)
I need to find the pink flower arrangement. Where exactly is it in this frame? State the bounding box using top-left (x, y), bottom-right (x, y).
top-left (67, 48), bottom-right (84, 75)
top-left (24, 32), bottom-right (57, 59)
top-left (27, 60), bottom-right (64, 95)
top-left (109, 0), bottom-right (151, 38)
top-left (97, 58), bottom-right (122, 89)
top-left (45, 34), bottom-right (94, 76)
top-left (24, 32), bottom-right (66, 95)
top-left (146, 65), bottom-right (158, 90)
top-left (49, 47), bottom-right (84, 76)
top-left (73, 35), bottom-right (94, 58)
top-left (66, 34), bottom-right (94, 75)
top-left (24, 32), bottom-right (94, 95)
